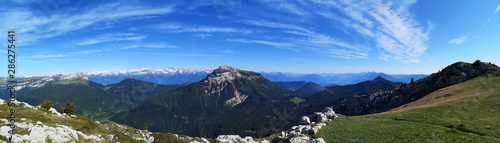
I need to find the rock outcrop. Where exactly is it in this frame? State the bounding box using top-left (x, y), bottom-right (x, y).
top-left (337, 61), bottom-right (500, 115)
top-left (272, 107), bottom-right (337, 143)
top-left (203, 65), bottom-right (263, 107)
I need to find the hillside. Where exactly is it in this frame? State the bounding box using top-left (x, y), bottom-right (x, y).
top-left (111, 65), bottom-right (299, 138)
top-left (18, 78), bottom-right (182, 122)
top-left (337, 61), bottom-right (500, 115)
top-left (300, 76), bottom-right (401, 114)
top-left (274, 81), bottom-right (308, 91)
top-left (295, 82), bottom-right (326, 97)
top-left (0, 99), bottom-right (223, 142)
top-left (314, 72), bottom-right (500, 142)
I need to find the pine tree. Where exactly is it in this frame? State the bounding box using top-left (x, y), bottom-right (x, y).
top-left (40, 99), bottom-right (54, 110)
top-left (64, 101), bottom-right (76, 115)
top-left (58, 101), bottom-right (76, 115)
top-left (411, 78), bottom-right (414, 84)
top-left (143, 123), bottom-right (148, 131)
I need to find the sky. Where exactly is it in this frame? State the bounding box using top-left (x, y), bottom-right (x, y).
top-left (1, 0), bottom-right (500, 76)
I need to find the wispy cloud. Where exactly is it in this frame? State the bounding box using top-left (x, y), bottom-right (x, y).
top-left (222, 49), bottom-right (233, 54)
top-left (310, 0), bottom-right (429, 63)
top-left (0, 2), bottom-right (173, 46)
top-left (77, 33), bottom-right (147, 45)
top-left (226, 38), bottom-right (299, 52)
top-left (70, 50), bottom-right (103, 55)
top-left (157, 23), bottom-right (251, 34)
top-left (448, 35), bottom-right (469, 45)
top-left (120, 43), bottom-right (177, 50)
top-left (494, 5), bottom-right (500, 14)
top-left (27, 49), bottom-right (103, 59)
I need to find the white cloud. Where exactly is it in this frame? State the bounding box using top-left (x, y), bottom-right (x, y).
top-left (157, 23), bottom-right (251, 34)
top-left (77, 33), bottom-right (147, 45)
top-left (193, 33), bottom-right (214, 39)
top-left (70, 50), bottom-right (103, 55)
top-left (121, 43), bottom-right (177, 50)
top-left (0, 2), bottom-right (173, 46)
top-left (226, 38), bottom-right (299, 52)
top-left (222, 49), bottom-right (233, 54)
top-left (494, 5), bottom-right (500, 14)
top-left (448, 35), bottom-right (469, 45)
top-left (310, 0), bottom-right (429, 63)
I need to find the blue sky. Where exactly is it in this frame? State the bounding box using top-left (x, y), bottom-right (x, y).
top-left (1, 0), bottom-right (500, 76)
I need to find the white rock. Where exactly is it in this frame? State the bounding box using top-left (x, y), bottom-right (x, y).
top-left (307, 138), bottom-right (326, 143)
top-left (308, 112), bottom-right (328, 123)
top-left (217, 135), bottom-right (242, 143)
top-left (299, 116), bottom-right (310, 125)
top-left (322, 107), bottom-right (337, 119)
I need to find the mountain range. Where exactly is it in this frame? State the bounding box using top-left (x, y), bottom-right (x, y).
top-left (110, 65), bottom-right (299, 138)
top-left (18, 75), bottom-right (183, 122)
top-left (3, 60), bottom-right (500, 142)
top-left (11, 61), bottom-right (498, 140)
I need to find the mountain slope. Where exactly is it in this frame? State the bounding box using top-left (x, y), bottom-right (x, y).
top-left (18, 79), bottom-right (115, 118)
top-left (0, 99), bottom-right (222, 142)
top-left (104, 78), bottom-right (184, 111)
top-left (18, 77), bottom-right (182, 122)
top-left (337, 61), bottom-right (500, 115)
top-left (314, 72), bottom-right (500, 142)
top-left (302, 76), bottom-right (401, 113)
top-left (274, 81), bottom-right (308, 91)
top-left (111, 65), bottom-right (298, 138)
top-left (295, 82), bottom-right (326, 97)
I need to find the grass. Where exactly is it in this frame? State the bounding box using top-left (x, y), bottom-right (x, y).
top-left (0, 102), bottom-right (222, 142)
top-left (315, 74), bottom-right (500, 142)
top-left (290, 97), bottom-right (305, 107)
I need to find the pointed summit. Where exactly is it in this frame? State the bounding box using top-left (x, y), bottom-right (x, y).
top-left (373, 75), bottom-right (386, 81)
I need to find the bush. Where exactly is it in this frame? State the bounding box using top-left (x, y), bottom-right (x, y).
top-left (59, 101), bottom-right (76, 115)
top-left (472, 59), bottom-right (481, 68)
top-left (40, 99), bottom-right (54, 110)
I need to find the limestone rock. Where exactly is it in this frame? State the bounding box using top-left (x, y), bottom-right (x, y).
top-left (322, 107), bottom-right (338, 119)
top-left (307, 138), bottom-right (326, 143)
top-left (299, 116), bottom-right (310, 125)
top-left (308, 112), bottom-right (328, 123)
top-left (216, 135), bottom-right (242, 143)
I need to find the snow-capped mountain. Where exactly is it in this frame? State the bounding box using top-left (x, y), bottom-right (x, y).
top-left (86, 68), bottom-right (212, 85)
top-left (0, 73), bottom-right (87, 100)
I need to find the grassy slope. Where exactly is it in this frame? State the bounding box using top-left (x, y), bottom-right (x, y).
top-left (0, 102), bottom-right (220, 143)
top-left (315, 74), bottom-right (500, 142)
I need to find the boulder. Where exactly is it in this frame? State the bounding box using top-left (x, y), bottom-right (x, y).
top-left (289, 136), bottom-right (310, 143)
top-left (322, 107), bottom-right (338, 119)
top-left (308, 112), bottom-right (328, 123)
top-left (299, 116), bottom-right (311, 125)
top-left (216, 135), bottom-right (242, 143)
top-left (307, 138), bottom-right (326, 143)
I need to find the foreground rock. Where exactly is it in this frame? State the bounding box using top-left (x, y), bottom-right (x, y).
top-left (272, 107), bottom-right (337, 143)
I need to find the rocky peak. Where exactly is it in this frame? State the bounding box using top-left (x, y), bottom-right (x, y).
top-left (203, 65), bottom-right (263, 107)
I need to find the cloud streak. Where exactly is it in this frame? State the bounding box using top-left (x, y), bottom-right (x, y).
top-left (77, 33), bottom-right (147, 45)
top-left (448, 35), bottom-right (469, 45)
top-left (0, 2), bottom-right (173, 46)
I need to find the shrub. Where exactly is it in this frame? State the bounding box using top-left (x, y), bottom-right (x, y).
top-left (59, 101), bottom-right (76, 115)
top-left (472, 59), bottom-right (481, 68)
top-left (40, 99), bottom-right (54, 110)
